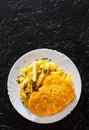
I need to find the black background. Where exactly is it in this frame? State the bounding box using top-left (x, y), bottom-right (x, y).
top-left (0, 0), bottom-right (89, 130)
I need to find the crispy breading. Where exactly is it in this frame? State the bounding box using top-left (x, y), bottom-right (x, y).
top-left (28, 75), bottom-right (75, 116)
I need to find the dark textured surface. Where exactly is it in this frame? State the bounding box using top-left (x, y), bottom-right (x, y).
top-left (0, 0), bottom-right (89, 130)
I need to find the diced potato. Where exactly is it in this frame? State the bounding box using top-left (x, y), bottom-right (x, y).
top-left (49, 62), bottom-right (57, 70)
top-left (28, 81), bottom-right (33, 94)
top-left (51, 71), bottom-right (61, 75)
top-left (36, 72), bottom-right (45, 87)
top-left (66, 73), bottom-right (72, 83)
top-left (32, 61), bottom-right (37, 82)
top-left (21, 77), bottom-right (28, 88)
top-left (19, 88), bottom-right (28, 107)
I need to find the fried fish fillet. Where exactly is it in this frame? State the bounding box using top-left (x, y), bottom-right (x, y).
top-left (28, 75), bottom-right (75, 116)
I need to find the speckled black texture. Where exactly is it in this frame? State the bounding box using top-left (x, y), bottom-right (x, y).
top-left (0, 0), bottom-right (89, 130)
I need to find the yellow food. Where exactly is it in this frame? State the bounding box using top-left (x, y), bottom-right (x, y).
top-left (17, 58), bottom-right (75, 116)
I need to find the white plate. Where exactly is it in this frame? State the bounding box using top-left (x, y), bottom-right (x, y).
top-left (7, 48), bottom-right (82, 124)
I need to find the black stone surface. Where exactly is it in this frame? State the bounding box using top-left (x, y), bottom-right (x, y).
top-left (0, 0), bottom-right (89, 130)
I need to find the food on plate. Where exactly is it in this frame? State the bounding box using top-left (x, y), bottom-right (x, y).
top-left (17, 58), bottom-right (75, 116)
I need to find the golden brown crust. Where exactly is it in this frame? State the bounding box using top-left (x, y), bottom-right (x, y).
top-left (28, 75), bottom-right (75, 116)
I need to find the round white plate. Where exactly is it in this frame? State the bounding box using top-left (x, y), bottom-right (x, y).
top-left (7, 48), bottom-right (82, 124)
